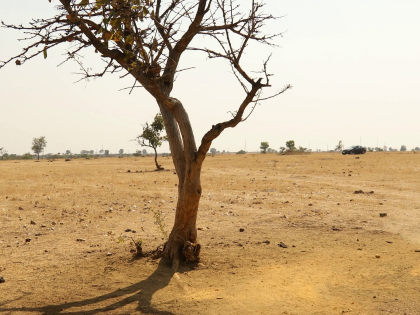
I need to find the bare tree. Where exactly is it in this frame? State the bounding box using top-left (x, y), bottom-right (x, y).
top-left (1, 0), bottom-right (291, 269)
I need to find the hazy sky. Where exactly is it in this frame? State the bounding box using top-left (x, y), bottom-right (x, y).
top-left (1, 1), bottom-right (419, 155)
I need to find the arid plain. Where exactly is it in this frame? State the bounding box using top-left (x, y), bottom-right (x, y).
top-left (1, 152), bottom-right (420, 315)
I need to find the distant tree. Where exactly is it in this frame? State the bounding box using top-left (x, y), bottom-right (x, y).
top-left (31, 136), bottom-right (47, 160)
top-left (236, 150), bottom-right (246, 154)
top-left (415, 147), bottom-right (420, 151)
top-left (210, 148), bottom-right (217, 154)
top-left (90, 150), bottom-right (94, 155)
top-left (376, 147), bottom-right (384, 152)
top-left (65, 150), bottom-right (71, 156)
top-left (383, 146), bottom-right (388, 152)
top-left (279, 147), bottom-right (286, 153)
top-left (400, 145), bottom-right (407, 152)
top-left (298, 146), bottom-right (308, 152)
top-left (142, 149), bottom-right (148, 155)
top-left (119, 149), bottom-right (124, 155)
top-left (267, 148), bottom-right (277, 153)
top-left (286, 140), bottom-right (296, 152)
top-left (335, 140), bottom-right (343, 152)
top-left (222, 150), bottom-right (226, 154)
top-left (99, 149), bottom-right (104, 154)
top-left (104, 150), bottom-right (110, 157)
top-left (22, 152), bottom-right (33, 160)
top-left (260, 142), bottom-right (269, 153)
top-left (136, 113), bottom-right (167, 170)
top-left (0, 147), bottom-right (7, 160)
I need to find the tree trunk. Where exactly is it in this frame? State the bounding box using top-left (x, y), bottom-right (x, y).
top-left (163, 163), bottom-right (202, 270)
top-left (155, 98), bottom-right (204, 270)
top-left (153, 147), bottom-right (162, 170)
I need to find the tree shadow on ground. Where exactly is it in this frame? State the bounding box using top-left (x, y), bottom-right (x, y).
top-left (0, 259), bottom-right (177, 315)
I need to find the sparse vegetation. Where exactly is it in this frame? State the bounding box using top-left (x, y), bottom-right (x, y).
top-left (31, 136), bottom-right (47, 160)
top-left (260, 142), bottom-right (269, 153)
top-left (0, 147), bottom-right (7, 160)
top-left (136, 113), bottom-right (167, 170)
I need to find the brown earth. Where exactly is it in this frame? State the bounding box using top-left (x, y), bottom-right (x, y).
top-left (1, 152), bottom-right (420, 315)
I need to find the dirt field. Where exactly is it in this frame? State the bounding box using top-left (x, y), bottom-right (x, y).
top-left (1, 152), bottom-right (420, 315)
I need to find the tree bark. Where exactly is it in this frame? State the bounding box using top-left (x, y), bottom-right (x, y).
top-left (155, 98), bottom-right (203, 269)
top-left (153, 147), bottom-right (162, 170)
top-left (163, 162), bottom-right (202, 270)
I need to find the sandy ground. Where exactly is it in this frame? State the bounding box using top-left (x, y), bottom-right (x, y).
top-left (1, 152), bottom-right (420, 315)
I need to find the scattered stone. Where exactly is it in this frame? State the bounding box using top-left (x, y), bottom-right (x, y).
top-left (239, 228), bottom-right (245, 232)
top-left (354, 190), bottom-right (363, 194)
top-left (355, 157), bottom-right (360, 159)
top-left (375, 254), bottom-right (381, 258)
top-left (278, 242), bottom-right (288, 248)
top-left (76, 238), bottom-right (86, 242)
top-left (262, 240), bottom-right (270, 244)
top-left (19, 206), bottom-right (24, 210)
top-left (379, 213), bottom-right (387, 217)
top-left (127, 170), bottom-right (131, 173)
top-left (35, 233), bottom-right (43, 237)
top-left (106, 252), bottom-right (112, 256)
top-left (415, 249), bottom-right (420, 253)
top-left (30, 220), bottom-right (36, 225)
top-left (131, 230), bottom-right (136, 233)
top-left (25, 238), bottom-right (31, 243)
top-left (41, 224), bottom-right (46, 228)
top-left (125, 229), bottom-right (131, 232)
top-left (0, 277), bottom-right (5, 283)
top-left (332, 226), bottom-right (341, 231)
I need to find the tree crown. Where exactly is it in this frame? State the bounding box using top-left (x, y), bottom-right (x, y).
top-left (31, 136), bottom-right (47, 154)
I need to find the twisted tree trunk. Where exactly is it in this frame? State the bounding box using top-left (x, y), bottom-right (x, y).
top-left (163, 164), bottom-right (202, 270)
top-left (156, 99), bottom-right (203, 269)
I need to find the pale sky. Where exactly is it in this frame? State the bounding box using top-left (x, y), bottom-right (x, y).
top-left (1, 1), bottom-right (419, 155)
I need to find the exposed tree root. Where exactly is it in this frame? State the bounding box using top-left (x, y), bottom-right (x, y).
top-left (162, 240), bottom-right (201, 270)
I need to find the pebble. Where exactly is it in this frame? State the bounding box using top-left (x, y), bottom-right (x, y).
top-left (0, 277), bottom-right (5, 283)
top-left (25, 238), bottom-right (31, 243)
top-left (106, 252), bottom-right (113, 256)
top-left (76, 238), bottom-right (86, 242)
top-left (30, 220), bottom-right (36, 225)
top-left (379, 213), bottom-right (387, 217)
top-left (375, 254), bottom-right (381, 258)
top-left (239, 228), bottom-right (245, 232)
